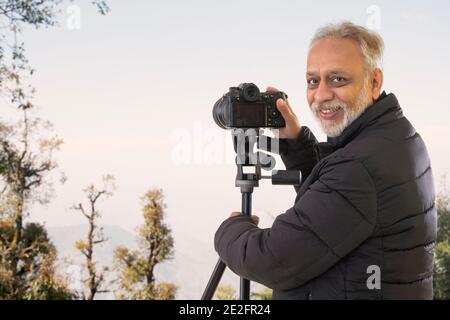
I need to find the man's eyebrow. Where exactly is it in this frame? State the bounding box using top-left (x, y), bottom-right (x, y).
top-left (306, 72), bottom-right (318, 77)
top-left (328, 70), bottom-right (350, 76)
top-left (306, 70), bottom-right (351, 77)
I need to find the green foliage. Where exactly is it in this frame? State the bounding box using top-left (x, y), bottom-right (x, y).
top-left (215, 285), bottom-right (273, 300)
top-left (436, 191), bottom-right (450, 244)
top-left (114, 189), bottom-right (176, 300)
top-left (73, 175), bottom-right (115, 300)
top-left (251, 287), bottom-right (273, 300)
top-left (0, 0), bottom-right (108, 300)
top-left (0, 221), bottom-right (75, 299)
top-left (0, 110), bottom-right (70, 299)
top-left (0, 112), bottom-right (63, 206)
top-left (434, 189), bottom-right (450, 300)
top-left (434, 241), bottom-right (450, 300)
top-left (215, 285), bottom-right (236, 300)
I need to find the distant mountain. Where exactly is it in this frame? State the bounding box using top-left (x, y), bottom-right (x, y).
top-left (47, 224), bottom-right (244, 299)
top-left (48, 224), bottom-right (137, 262)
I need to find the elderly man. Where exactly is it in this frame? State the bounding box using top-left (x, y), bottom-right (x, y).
top-left (214, 22), bottom-right (437, 300)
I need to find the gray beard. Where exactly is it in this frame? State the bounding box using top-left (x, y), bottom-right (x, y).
top-left (311, 84), bottom-right (372, 138)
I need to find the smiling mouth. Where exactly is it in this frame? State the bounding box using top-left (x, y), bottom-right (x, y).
top-left (318, 106), bottom-right (343, 120)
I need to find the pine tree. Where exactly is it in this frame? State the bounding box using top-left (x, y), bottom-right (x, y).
top-left (73, 175), bottom-right (115, 300)
top-left (114, 189), bottom-right (176, 300)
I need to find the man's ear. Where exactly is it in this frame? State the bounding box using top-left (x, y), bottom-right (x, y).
top-left (371, 68), bottom-right (384, 100)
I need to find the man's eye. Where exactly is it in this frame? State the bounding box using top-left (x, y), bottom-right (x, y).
top-left (307, 79), bottom-right (319, 85)
top-left (331, 76), bottom-right (346, 83)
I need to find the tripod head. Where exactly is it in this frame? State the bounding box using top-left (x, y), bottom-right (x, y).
top-left (231, 128), bottom-right (302, 194)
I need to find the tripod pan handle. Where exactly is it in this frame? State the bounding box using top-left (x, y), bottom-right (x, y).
top-left (272, 170), bottom-right (302, 186)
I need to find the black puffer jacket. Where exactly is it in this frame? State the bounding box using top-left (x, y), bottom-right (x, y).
top-left (214, 92), bottom-right (437, 300)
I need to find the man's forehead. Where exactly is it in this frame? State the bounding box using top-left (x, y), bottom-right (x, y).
top-left (307, 37), bottom-right (365, 75)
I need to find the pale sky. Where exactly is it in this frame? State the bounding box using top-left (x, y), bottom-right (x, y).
top-left (1, 0), bottom-right (450, 295)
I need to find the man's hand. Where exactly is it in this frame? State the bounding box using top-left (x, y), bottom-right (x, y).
top-left (267, 86), bottom-right (303, 140)
top-left (230, 212), bottom-right (260, 226)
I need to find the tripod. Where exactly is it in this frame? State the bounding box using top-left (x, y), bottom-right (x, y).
top-left (201, 129), bottom-right (302, 300)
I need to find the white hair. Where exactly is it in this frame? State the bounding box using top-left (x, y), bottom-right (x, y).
top-left (311, 79), bottom-right (372, 137)
top-left (310, 21), bottom-right (384, 72)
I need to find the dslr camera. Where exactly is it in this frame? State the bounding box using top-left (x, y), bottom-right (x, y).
top-left (213, 83), bottom-right (287, 129)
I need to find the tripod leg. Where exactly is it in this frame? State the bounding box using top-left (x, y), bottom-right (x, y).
top-left (240, 192), bottom-right (252, 300)
top-left (201, 191), bottom-right (253, 300)
top-left (201, 259), bottom-right (226, 300)
top-left (240, 277), bottom-right (250, 300)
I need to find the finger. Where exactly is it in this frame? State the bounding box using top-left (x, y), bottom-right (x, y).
top-left (266, 86), bottom-right (280, 93)
top-left (281, 98), bottom-right (295, 115)
top-left (267, 86), bottom-right (294, 113)
top-left (251, 215), bottom-right (260, 225)
top-left (276, 98), bottom-right (294, 119)
top-left (230, 211), bottom-right (241, 218)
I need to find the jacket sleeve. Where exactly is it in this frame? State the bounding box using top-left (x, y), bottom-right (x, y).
top-left (280, 126), bottom-right (319, 192)
top-left (214, 157), bottom-right (377, 290)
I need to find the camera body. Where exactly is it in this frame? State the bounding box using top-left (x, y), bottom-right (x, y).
top-left (213, 83), bottom-right (287, 129)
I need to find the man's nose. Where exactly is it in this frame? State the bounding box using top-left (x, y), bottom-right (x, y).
top-left (314, 81), bottom-right (334, 104)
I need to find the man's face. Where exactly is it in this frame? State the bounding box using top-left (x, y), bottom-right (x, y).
top-left (306, 37), bottom-right (374, 137)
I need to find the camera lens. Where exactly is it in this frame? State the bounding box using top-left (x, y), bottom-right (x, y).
top-left (212, 96), bottom-right (228, 129)
top-left (239, 83), bottom-right (260, 102)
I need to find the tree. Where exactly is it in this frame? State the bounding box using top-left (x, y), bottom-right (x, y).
top-left (0, 0), bottom-right (109, 109)
top-left (73, 175), bottom-right (114, 300)
top-left (114, 189), bottom-right (176, 300)
top-left (0, 110), bottom-right (65, 299)
top-left (215, 285), bottom-right (236, 300)
top-left (434, 183), bottom-right (450, 300)
top-left (0, 0), bottom-right (109, 300)
top-left (215, 285), bottom-right (273, 300)
top-left (0, 221), bottom-right (75, 299)
top-left (251, 287), bottom-right (273, 300)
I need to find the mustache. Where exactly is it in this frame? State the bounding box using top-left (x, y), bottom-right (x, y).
top-left (311, 99), bottom-right (348, 112)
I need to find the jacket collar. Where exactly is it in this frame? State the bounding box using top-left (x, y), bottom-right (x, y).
top-left (315, 91), bottom-right (403, 158)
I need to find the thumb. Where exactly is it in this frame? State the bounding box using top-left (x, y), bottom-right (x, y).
top-left (276, 98), bottom-right (293, 119)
